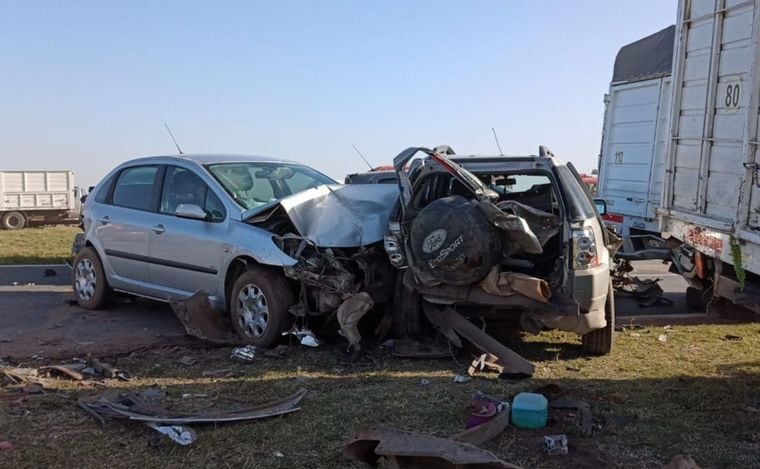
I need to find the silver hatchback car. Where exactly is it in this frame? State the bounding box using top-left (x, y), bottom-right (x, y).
top-left (73, 154), bottom-right (398, 347)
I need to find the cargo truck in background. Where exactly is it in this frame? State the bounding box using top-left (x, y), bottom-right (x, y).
top-left (0, 170), bottom-right (84, 230)
top-left (597, 25), bottom-right (676, 261)
top-left (659, 0), bottom-right (760, 315)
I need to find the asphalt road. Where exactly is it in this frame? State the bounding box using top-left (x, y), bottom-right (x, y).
top-left (0, 260), bottom-right (693, 359)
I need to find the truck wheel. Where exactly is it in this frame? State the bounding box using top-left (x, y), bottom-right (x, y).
top-left (72, 247), bottom-right (110, 309)
top-left (1, 211), bottom-right (26, 230)
top-left (230, 266), bottom-right (295, 347)
top-left (582, 280), bottom-right (615, 355)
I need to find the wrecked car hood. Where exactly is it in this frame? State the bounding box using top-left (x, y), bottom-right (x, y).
top-left (243, 184), bottom-right (399, 248)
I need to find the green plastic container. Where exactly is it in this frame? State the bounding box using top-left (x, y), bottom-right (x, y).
top-left (511, 392), bottom-right (548, 429)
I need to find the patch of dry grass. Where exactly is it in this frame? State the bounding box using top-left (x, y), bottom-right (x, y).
top-left (0, 226), bottom-right (79, 264)
top-left (1, 323), bottom-right (759, 468)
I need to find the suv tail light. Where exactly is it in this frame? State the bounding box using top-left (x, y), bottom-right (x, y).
top-left (572, 227), bottom-right (599, 269)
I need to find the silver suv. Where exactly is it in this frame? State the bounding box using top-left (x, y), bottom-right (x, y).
top-left (385, 146), bottom-right (618, 354)
top-left (73, 154), bottom-right (397, 348)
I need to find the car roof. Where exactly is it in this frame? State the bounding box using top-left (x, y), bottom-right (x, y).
top-left (123, 153), bottom-right (295, 166)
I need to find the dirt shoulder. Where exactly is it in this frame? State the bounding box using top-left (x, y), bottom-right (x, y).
top-left (2, 324), bottom-right (759, 468)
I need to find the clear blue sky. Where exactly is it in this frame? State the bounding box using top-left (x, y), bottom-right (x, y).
top-left (0, 0), bottom-right (676, 187)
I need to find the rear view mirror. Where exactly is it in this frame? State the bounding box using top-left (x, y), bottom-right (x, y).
top-left (175, 203), bottom-right (208, 221)
top-left (594, 198), bottom-right (607, 216)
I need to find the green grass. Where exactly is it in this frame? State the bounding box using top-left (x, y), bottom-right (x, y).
top-left (2, 323), bottom-right (759, 468)
top-left (0, 226), bottom-right (79, 264)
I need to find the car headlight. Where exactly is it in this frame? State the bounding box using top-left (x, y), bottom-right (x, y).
top-left (572, 227), bottom-right (598, 269)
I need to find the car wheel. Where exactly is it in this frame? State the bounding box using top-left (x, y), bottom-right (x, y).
top-left (582, 279), bottom-right (615, 355)
top-left (230, 266), bottom-right (295, 347)
top-left (1, 211), bottom-right (26, 230)
top-left (72, 247), bottom-right (110, 309)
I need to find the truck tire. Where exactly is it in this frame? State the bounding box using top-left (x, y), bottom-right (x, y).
top-left (686, 286), bottom-right (708, 310)
top-left (1, 211), bottom-right (26, 230)
top-left (72, 247), bottom-right (110, 309)
top-left (230, 266), bottom-right (295, 347)
top-left (582, 280), bottom-right (615, 355)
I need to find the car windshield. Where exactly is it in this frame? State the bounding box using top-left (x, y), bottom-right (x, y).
top-left (206, 162), bottom-right (335, 210)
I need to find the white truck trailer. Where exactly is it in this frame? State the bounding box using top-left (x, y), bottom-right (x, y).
top-left (597, 25), bottom-right (676, 260)
top-left (661, 0), bottom-right (760, 313)
top-left (0, 170), bottom-right (82, 230)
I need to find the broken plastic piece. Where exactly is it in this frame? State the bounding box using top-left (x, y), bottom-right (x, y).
top-left (282, 327), bottom-right (320, 347)
top-left (170, 292), bottom-right (243, 344)
top-left (146, 422), bottom-right (197, 446)
top-left (336, 292), bottom-right (374, 352)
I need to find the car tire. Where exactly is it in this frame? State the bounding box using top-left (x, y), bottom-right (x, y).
top-left (72, 247), bottom-right (110, 310)
top-left (582, 280), bottom-right (615, 355)
top-left (1, 211), bottom-right (26, 230)
top-left (230, 266), bottom-right (295, 347)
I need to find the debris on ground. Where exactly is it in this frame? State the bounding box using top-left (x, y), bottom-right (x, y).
top-left (543, 434), bottom-right (568, 455)
top-left (282, 326), bottom-right (320, 347)
top-left (38, 364), bottom-right (85, 381)
top-left (343, 425), bottom-right (520, 468)
top-left (169, 292), bottom-right (243, 345)
top-left (452, 391), bottom-right (510, 445)
top-left (423, 303), bottom-right (534, 377)
top-left (468, 353), bottom-right (506, 377)
top-left (145, 422), bottom-right (197, 446)
top-left (178, 355), bottom-right (198, 366)
top-left (614, 274), bottom-right (673, 307)
top-left (0, 441), bottom-right (13, 451)
top-left (419, 378), bottom-right (431, 388)
top-left (78, 387), bottom-right (306, 445)
top-left (723, 334), bottom-right (742, 341)
top-left (662, 454), bottom-right (702, 469)
top-left (658, 334), bottom-right (668, 343)
top-left (230, 345), bottom-right (257, 362)
top-left (453, 374), bottom-right (471, 384)
top-left (550, 397), bottom-right (593, 436)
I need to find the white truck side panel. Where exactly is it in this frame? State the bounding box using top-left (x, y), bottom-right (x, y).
top-left (0, 171), bottom-right (76, 211)
top-left (663, 0), bottom-right (760, 275)
top-left (598, 76), bottom-right (671, 233)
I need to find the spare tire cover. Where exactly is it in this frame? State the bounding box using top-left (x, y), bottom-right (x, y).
top-left (410, 195), bottom-right (502, 285)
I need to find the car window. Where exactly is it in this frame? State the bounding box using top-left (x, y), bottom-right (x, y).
top-left (207, 162), bottom-right (335, 210)
top-left (111, 166), bottom-right (159, 211)
top-left (160, 166), bottom-right (226, 222)
top-left (94, 173), bottom-right (116, 203)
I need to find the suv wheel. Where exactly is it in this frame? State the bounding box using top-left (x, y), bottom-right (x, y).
top-left (582, 280), bottom-right (615, 355)
top-left (72, 247), bottom-right (110, 309)
top-left (230, 266), bottom-right (295, 347)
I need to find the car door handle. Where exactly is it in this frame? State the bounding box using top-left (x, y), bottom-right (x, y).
top-left (97, 216), bottom-right (110, 225)
top-left (151, 224), bottom-right (166, 235)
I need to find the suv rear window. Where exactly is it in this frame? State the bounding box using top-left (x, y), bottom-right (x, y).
top-left (111, 166), bottom-right (159, 211)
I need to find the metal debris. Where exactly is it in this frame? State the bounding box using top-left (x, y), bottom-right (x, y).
top-left (543, 434), bottom-right (568, 455)
top-left (550, 397), bottom-right (593, 436)
top-left (424, 304), bottom-right (535, 377)
top-left (38, 365), bottom-right (84, 381)
top-left (169, 292), bottom-right (243, 345)
top-left (613, 268), bottom-right (673, 307)
top-left (343, 425), bottom-right (521, 469)
top-left (78, 387), bottom-right (306, 427)
top-left (230, 345), bottom-right (257, 362)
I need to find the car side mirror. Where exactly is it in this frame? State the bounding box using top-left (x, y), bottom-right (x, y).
top-left (593, 198), bottom-right (607, 216)
top-left (175, 203), bottom-right (208, 221)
